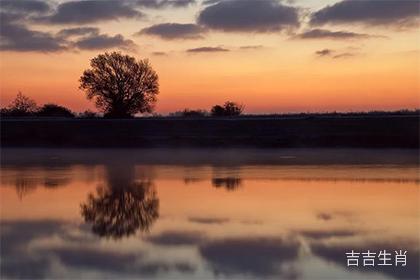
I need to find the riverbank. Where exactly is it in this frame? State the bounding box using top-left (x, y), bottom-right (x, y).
top-left (1, 115), bottom-right (418, 148)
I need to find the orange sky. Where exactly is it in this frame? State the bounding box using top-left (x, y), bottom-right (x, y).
top-left (0, 0), bottom-right (419, 114)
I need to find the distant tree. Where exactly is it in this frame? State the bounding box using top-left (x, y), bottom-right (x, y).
top-left (79, 52), bottom-right (159, 118)
top-left (211, 101), bottom-right (244, 117)
top-left (36, 104), bottom-right (75, 118)
top-left (1, 92), bottom-right (38, 117)
top-left (78, 110), bottom-right (100, 118)
top-left (170, 108), bottom-right (208, 117)
top-left (210, 105), bottom-right (225, 116)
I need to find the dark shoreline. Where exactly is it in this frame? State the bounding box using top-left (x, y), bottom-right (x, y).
top-left (1, 115), bottom-right (419, 148)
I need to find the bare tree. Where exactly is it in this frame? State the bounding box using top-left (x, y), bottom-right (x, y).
top-left (79, 52), bottom-right (159, 118)
top-left (5, 92), bottom-right (38, 116)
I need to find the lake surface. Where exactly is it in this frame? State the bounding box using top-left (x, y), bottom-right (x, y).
top-left (1, 149), bottom-right (419, 279)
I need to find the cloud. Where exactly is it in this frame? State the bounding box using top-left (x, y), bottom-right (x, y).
top-left (239, 45), bottom-right (264, 50)
top-left (310, 0), bottom-right (420, 28)
top-left (332, 52), bottom-right (354, 59)
top-left (0, 20), bottom-right (67, 52)
top-left (146, 230), bottom-right (205, 246)
top-left (0, 220), bottom-right (196, 278)
top-left (135, 0), bottom-right (195, 8)
top-left (152, 51), bottom-right (167, 56)
top-left (0, 9), bottom-right (135, 53)
top-left (199, 237), bottom-right (300, 277)
top-left (186, 46), bottom-right (229, 53)
top-left (295, 29), bottom-right (371, 40)
top-left (315, 48), bottom-right (355, 59)
top-left (74, 34), bottom-right (136, 50)
top-left (299, 229), bottom-right (356, 239)
top-left (188, 217), bottom-right (230, 224)
top-left (57, 27), bottom-right (100, 38)
top-left (0, 0), bottom-right (50, 14)
top-left (44, 0), bottom-right (143, 24)
top-left (138, 23), bottom-right (206, 39)
top-left (197, 0), bottom-right (300, 32)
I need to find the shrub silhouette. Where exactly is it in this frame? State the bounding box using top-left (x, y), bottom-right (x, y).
top-left (79, 52), bottom-right (159, 118)
top-left (211, 101), bottom-right (244, 117)
top-left (170, 109), bottom-right (208, 117)
top-left (36, 104), bottom-right (75, 118)
top-left (78, 110), bottom-right (100, 118)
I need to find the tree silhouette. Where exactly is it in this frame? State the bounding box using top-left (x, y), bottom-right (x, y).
top-left (1, 92), bottom-right (38, 117)
top-left (79, 52), bottom-right (159, 118)
top-left (211, 101), bottom-right (244, 117)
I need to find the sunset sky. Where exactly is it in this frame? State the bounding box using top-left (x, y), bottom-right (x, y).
top-left (0, 0), bottom-right (419, 114)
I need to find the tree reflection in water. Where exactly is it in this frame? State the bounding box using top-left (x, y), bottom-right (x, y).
top-left (212, 177), bottom-right (242, 191)
top-left (81, 165), bottom-right (159, 239)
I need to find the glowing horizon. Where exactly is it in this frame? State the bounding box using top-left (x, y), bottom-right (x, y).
top-left (0, 0), bottom-right (419, 114)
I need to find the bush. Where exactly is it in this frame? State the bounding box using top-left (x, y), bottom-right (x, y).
top-left (78, 110), bottom-right (100, 118)
top-left (170, 109), bottom-right (208, 117)
top-left (36, 104), bottom-right (75, 118)
top-left (211, 101), bottom-right (244, 117)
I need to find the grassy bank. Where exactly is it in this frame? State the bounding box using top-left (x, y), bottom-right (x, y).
top-left (1, 115), bottom-right (418, 148)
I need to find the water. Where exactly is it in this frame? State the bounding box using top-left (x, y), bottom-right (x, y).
top-left (1, 149), bottom-right (419, 280)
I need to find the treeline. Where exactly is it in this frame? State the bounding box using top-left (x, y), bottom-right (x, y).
top-left (0, 92), bottom-right (99, 118)
top-left (0, 93), bottom-right (244, 118)
top-left (1, 92), bottom-right (418, 119)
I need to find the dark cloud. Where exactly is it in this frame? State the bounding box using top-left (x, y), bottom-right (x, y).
top-left (0, 220), bottom-right (67, 279)
top-left (135, 0), bottom-right (195, 8)
top-left (199, 237), bottom-right (300, 277)
top-left (299, 229), bottom-right (356, 239)
top-left (57, 27), bottom-right (100, 38)
top-left (152, 51), bottom-right (167, 56)
top-left (332, 52), bottom-right (354, 59)
top-left (197, 0), bottom-right (300, 32)
top-left (189, 217), bottom-right (230, 224)
top-left (51, 247), bottom-right (139, 271)
top-left (0, 0), bottom-right (50, 13)
top-left (74, 34), bottom-right (136, 50)
top-left (310, 0), bottom-right (420, 27)
top-left (138, 23), bottom-right (205, 39)
top-left (186, 46), bottom-right (229, 53)
top-left (315, 48), bottom-right (355, 59)
top-left (315, 48), bottom-right (333, 57)
top-left (0, 20), bottom-right (66, 52)
top-left (0, 17), bottom-right (134, 52)
top-left (147, 230), bottom-right (205, 246)
top-left (51, 246), bottom-right (196, 276)
top-left (239, 45), bottom-right (264, 50)
top-left (44, 0), bottom-right (143, 24)
top-left (317, 212), bottom-right (333, 221)
top-left (295, 29), bottom-right (371, 40)
top-left (0, 220), bottom-right (196, 278)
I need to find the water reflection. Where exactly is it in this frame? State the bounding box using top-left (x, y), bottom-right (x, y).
top-left (211, 177), bottom-right (242, 191)
top-left (81, 165), bottom-right (159, 239)
top-left (1, 149), bottom-right (419, 280)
